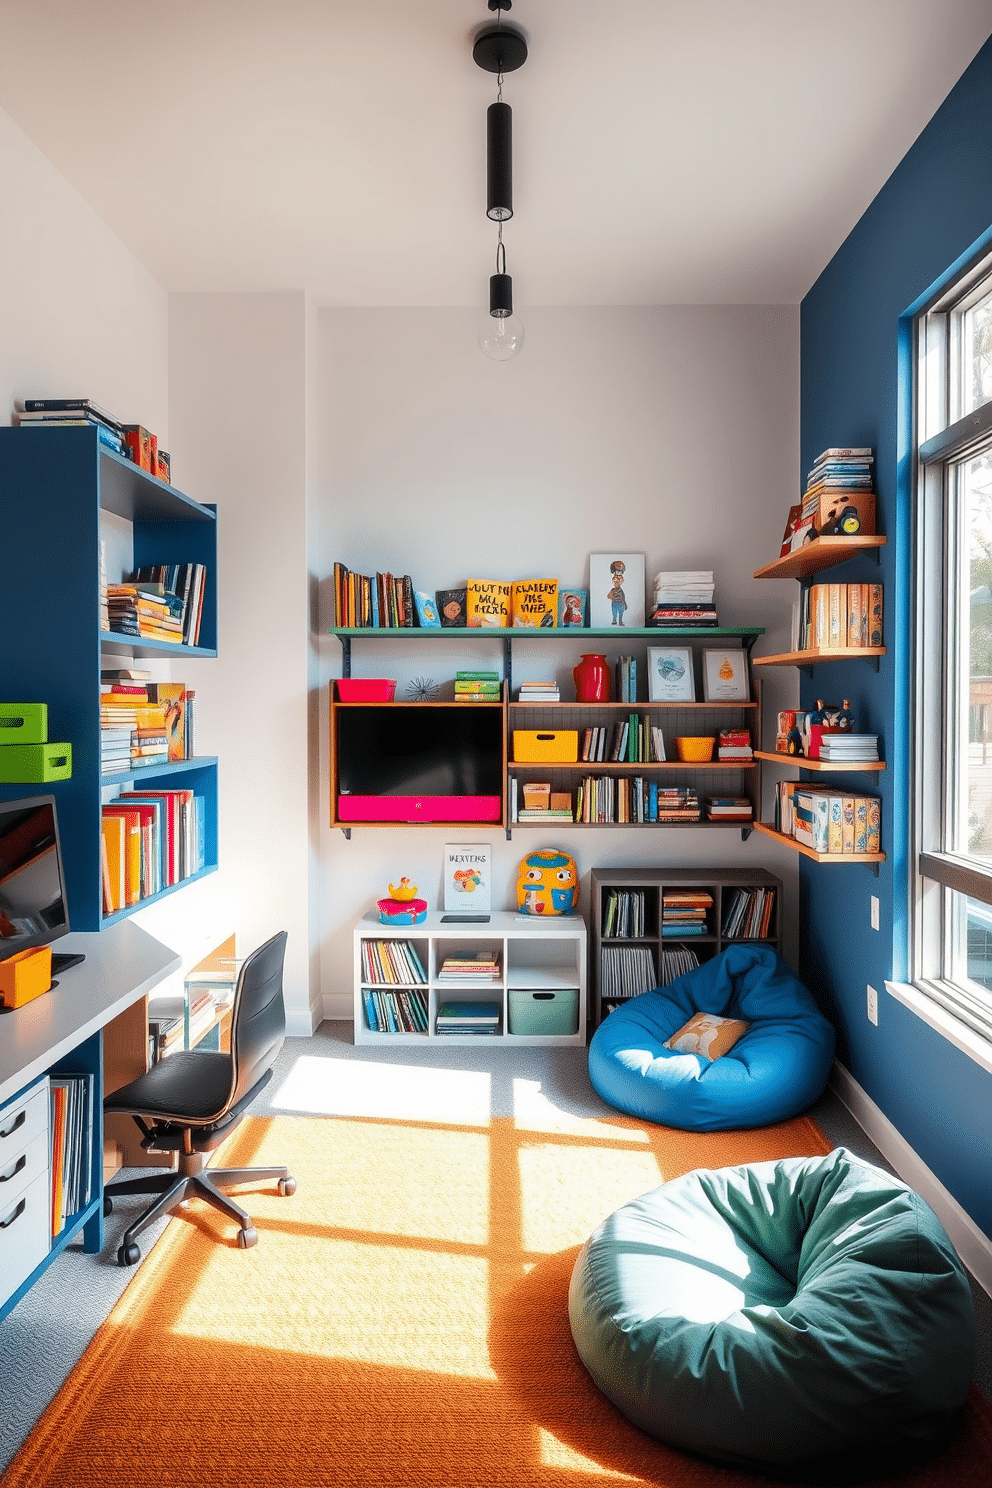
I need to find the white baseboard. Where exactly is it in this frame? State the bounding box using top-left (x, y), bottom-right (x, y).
top-left (830, 1062), bottom-right (992, 1299)
top-left (321, 990), bottom-right (353, 1022)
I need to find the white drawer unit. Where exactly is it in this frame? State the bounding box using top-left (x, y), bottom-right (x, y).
top-left (0, 1171), bottom-right (52, 1308)
top-left (0, 1079), bottom-right (49, 1160)
top-left (0, 1079), bottom-right (52, 1309)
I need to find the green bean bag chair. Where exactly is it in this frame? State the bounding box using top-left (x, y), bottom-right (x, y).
top-left (569, 1148), bottom-right (976, 1476)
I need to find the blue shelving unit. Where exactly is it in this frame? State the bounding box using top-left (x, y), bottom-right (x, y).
top-left (0, 425), bottom-right (219, 929)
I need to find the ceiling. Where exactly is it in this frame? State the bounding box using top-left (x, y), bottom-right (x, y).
top-left (1, 1), bottom-right (989, 307)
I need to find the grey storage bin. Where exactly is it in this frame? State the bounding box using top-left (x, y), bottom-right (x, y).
top-left (508, 987), bottom-right (579, 1036)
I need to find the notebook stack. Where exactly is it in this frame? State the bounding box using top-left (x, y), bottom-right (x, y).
top-left (517, 680), bottom-right (560, 702)
top-left (661, 890), bottom-right (712, 937)
top-left (435, 1001), bottom-right (501, 1035)
top-left (648, 572), bottom-right (717, 627)
top-left (818, 733), bottom-right (880, 763)
top-left (436, 951), bottom-right (501, 982)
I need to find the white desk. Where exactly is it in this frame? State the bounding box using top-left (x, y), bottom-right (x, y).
top-left (0, 921), bottom-right (179, 1320)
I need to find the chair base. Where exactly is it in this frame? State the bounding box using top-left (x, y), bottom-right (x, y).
top-left (105, 1152), bottom-right (296, 1265)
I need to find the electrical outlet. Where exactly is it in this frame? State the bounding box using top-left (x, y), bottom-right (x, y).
top-left (867, 984), bottom-right (878, 1025)
top-left (870, 895), bottom-right (880, 931)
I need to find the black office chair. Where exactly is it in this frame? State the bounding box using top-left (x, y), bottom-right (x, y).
top-left (103, 930), bottom-right (296, 1266)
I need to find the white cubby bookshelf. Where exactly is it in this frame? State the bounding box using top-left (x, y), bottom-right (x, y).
top-left (353, 909), bottom-right (587, 1046)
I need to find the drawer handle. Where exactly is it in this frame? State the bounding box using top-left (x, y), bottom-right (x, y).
top-left (0, 1198), bottom-right (26, 1230)
top-left (0, 1155), bottom-right (26, 1184)
top-left (0, 1110), bottom-right (26, 1140)
top-left (532, 992), bottom-right (554, 1000)
top-left (536, 734), bottom-right (556, 741)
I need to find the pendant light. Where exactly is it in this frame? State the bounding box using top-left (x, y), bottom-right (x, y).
top-left (474, 1), bottom-right (527, 360)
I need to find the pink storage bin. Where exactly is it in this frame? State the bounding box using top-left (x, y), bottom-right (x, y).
top-left (336, 679), bottom-right (397, 702)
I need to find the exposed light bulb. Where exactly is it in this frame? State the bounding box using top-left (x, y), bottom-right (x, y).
top-left (479, 311), bottom-right (525, 361)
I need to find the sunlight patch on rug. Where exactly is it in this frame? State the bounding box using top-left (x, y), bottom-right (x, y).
top-left (269, 1053), bottom-right (494, 1124)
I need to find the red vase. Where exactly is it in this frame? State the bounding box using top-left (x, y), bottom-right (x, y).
top-left (573, 653), bottom-right (611, 703)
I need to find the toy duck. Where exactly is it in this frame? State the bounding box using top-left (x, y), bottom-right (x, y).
top-left (387, 877), bottom-right (418, 901)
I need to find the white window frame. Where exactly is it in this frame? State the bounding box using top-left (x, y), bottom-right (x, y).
top-left (904, 248), bottom-right (992, 1068)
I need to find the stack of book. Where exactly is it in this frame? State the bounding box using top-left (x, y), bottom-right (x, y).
top-left (723, 887), bottom-right (776, 939)
top-left (360, 939), bottom-right (428, 985)
top-left (717, 728), bottom-right (752, 760)
top-left (101, 788), bottom-right (206, 913)
top-left (437, 951), bottom-right (502, 982)
top-left (99, 680), bottom-right (168, 775)
top-left (705, 795), bottom-right (754, 822)
top-left (14, 397), bottom-right (127, 457)
top-left (435, 1001), bottom-right (500, 1035)
top-left (601, 889), bottom-right (646, 938)
top-left (658, 944), bottom-right (700, 985)
top-left (99, 541), bottom-right (110, 631)
top-left (186, 985), bottom-right (220, 1048)
top-left (333, 563), bottom-right (415, 628)
top-left (133, 565), bottom-right (207, 646)
top-left (148, 1012), bottom-right (184, 1062)
top-left (518, 788), bottom-right (573, 822)
top-left (649, 572), bottom-right (717, 627)
top-left (48, 1074), bottom-right (93, 1236)
top-left (455, 671), bottom-right (501, 701)
top-left (615, 657), bottom-right (637, 700)
top-left (600, 945), bottom-right (656, 1009)
top-left (364, 987), bottom-right (429, 1034)
top-left (806, 447), bottom-right (874, 498)
top-left (517, 679), bottom-right (559, 702)
top-left (662, 890), bottom-right (712, 937)
top-left (775, 783), bottom-right (881, 854)
top-left (580, 718), bottom-right (665, 763)
top-left (106, 584), bottom-right (184, 644)
top-left (818, 733), bottom-right (880, 763)
top-left (798, 581), bottom-right (883, 651)
top-left (575, 778), bottom-right (700, 824)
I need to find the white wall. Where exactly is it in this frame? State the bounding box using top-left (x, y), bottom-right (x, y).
top-left (166, 293), bottom-right (313, 1032)
top-left (313, 305), bottom-right (801, 1019)
top-left (0, 103), bottom-right (167, 458)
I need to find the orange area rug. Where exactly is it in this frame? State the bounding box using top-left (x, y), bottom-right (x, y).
top-left (4, 1107), bottom-right (990, 1487)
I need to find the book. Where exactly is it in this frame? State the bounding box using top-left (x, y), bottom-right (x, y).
top-left (510, 579), bottom-right (558, 628)
top-left (19, 396), bottom-right (122, 427)
top-left (558, 588), bottom-right (588, 626)
top-left (414, 591), bottom-right (441, 627)
top-left (466, 579), bottom-right (511, 628)
top-left (436, 587), bottom-right (467, 626)
top-left (148, 683), bottom-right (186, 760)
top-left (444, 843), bottom-right (492, 914)
top-left (100, 813), bottom-right (126, 912)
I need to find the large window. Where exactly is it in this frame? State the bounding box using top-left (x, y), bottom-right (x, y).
top-left (914, 255), bottom-right (992, 1044)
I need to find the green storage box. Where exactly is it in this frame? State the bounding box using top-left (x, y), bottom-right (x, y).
top-left (508, 987), bottom-right (579, 1036)
top-left (0, 702), bottom-right (48, 745)
top-left (0, 742), bottom-right (72, 783)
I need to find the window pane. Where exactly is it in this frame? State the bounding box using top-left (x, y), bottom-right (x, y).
top-left (963, 285), bottom-right (992, 415)
top-left (953, 450), bottom-right (992, 863)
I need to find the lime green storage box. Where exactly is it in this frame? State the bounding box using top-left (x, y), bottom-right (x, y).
top-left (0, 742), bottom-right (72, 782)
top-left (508, 987), bottom-right (579, 1036)
top-left (0, 703), bottom-right (48, 745)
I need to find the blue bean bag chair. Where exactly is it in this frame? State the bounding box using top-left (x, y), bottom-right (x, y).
top-left (589, 944), bottom-right (834, 1130)
top-left (569, 1148), bottom-right (977, 1476)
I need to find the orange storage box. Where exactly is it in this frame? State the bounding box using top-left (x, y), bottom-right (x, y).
top-left (0, 945), bottom-right (52, 1009)
top-left (513, 729), bottom-right (579, 763)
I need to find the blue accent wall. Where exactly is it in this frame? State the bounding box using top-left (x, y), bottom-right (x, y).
top-left (801, 36), bottom-right (992, 1236)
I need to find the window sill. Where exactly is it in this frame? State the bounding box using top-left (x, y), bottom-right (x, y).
top-left (885, 979), bottom-right (992, 1075)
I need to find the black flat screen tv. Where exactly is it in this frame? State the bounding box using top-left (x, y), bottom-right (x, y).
top-left (0, 794), bottom-right (70, 962)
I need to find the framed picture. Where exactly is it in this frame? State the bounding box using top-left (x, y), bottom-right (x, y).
top-left (702, 648), bottom-right (749, 702)
top-left (443, 843), bottom-right (492, 915)
top-left (647, 646), bottom-right (695, 702)
top-left (589, 552), bottom-right (645, 629)
top-left (557, 587), bottom-right (588, 627)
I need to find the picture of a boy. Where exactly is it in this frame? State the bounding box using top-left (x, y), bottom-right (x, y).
top-left (608, 561), bottom-right (627, 625)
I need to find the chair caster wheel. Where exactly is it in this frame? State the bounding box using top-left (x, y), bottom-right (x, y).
top-left (103, 1195), bottom-right (114, 1217)
top-left (238, 1226), bottom-right (258, 1249)
top-left (278, 1176), bottom-right (297, 1196)
top-left (118, 1242), bottom-right (141, 1267)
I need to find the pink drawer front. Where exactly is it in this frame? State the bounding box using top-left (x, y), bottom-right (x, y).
top-left (337, 795), bottom-right (501, 823)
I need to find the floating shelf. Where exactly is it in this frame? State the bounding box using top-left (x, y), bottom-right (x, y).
top-left (753, 536), bottom-right (886, 581)
top-left (753, 750), bottom-right (885, 772)
top-left (753, 822), bottom-right (884, 864)
top-left (507, 700), bottom-right (759, 711)
top-left (753, 646), bottom-right (885, 667)
top-left (509, 761), bottom-right (755, 772)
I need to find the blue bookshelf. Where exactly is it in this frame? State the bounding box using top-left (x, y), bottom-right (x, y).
top-left (0, 425), bottom-right (219, 930)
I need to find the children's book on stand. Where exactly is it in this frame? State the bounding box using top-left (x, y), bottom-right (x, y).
top-left (510, 579), bottom-right (558, 628)
top-left (443, 844), bottom-right (492, 916)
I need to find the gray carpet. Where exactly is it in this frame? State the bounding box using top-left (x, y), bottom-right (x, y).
top-left (1, 1022), bottom-right (989, 1474)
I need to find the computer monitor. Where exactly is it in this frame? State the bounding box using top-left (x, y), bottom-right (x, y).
top-left (0, 793), bottom-right (71, 963)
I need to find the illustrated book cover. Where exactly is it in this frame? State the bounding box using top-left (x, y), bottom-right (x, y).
top-left (443, 842), bottom-right (492, 914)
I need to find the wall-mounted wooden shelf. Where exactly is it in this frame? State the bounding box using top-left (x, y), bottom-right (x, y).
top-left (753, 536), bottom-right (886, 581)
top-left (753, 646), bottom-right (885, 668)
top-left (753, 821), bottom-right (885, 864)
top-left (753, 750), bottom-right (884, 773)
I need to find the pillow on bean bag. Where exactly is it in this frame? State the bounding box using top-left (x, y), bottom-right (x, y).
top-left (568, 1148), bottom-right (977, 1475)
top-left (589, 944), bottom-right (834, 1130)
